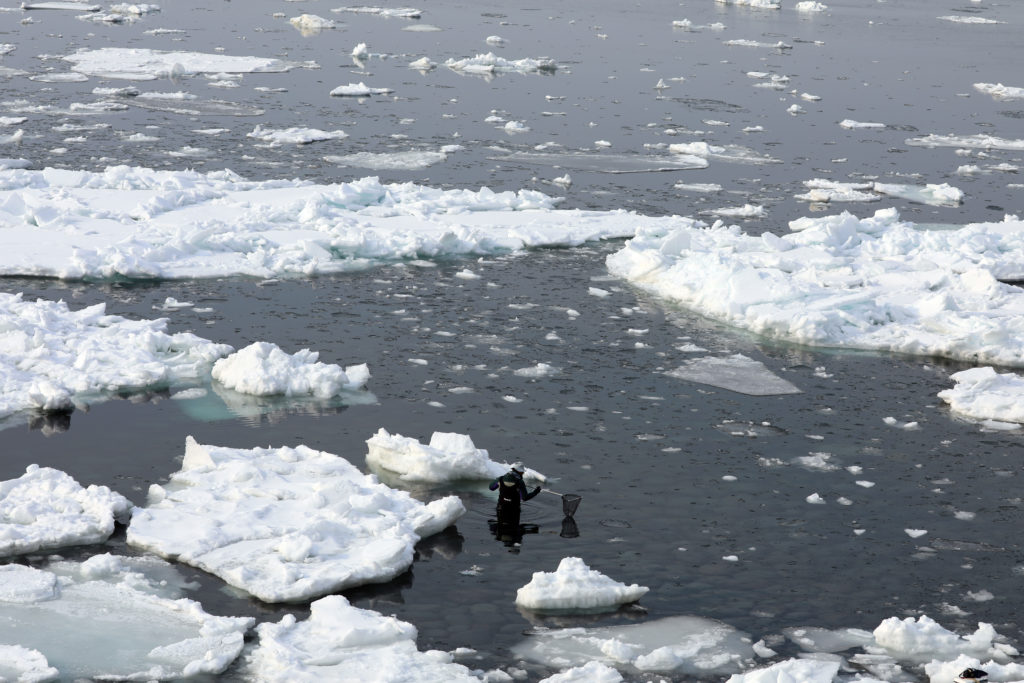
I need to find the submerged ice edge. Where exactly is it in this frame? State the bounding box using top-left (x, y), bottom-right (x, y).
top-left (0, 293), bottom-right (371, 424)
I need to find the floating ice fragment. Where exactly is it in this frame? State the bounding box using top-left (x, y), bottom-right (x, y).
top-left (332, 6), bottom-right (422, 19)
top-left (974, 83), bottom-right (1024, 100)
top-left (0, 465), bottom-right (131, 557)
top-left (247, 124), bottom-right (348, 145)
top-left (938, 367), bottom-right (1024, 424)
top-left (324, 148), bottom-right (455, 169)
top-left (0, 293), bottom-right (231, 422)
top-left (445, 52), bottom-right (557, 75)
top-left (906, 134), bottom-right (1024, 151)
top-left (239, 595), bottom-right (479, 681)
top-left (127, 437), bottom-right (466, 602)
top-left (540, 660), bottom-right (624, 682)
top-left (938, 15), bottom-right (1004, 24)
top-left (212, 342), bottom-right (369, 398)
top-left (409, 56), bottom-right (436, 70)
top-left (728, 658), bottom-right (838, 682)
top-left (365, 428), bottom-right (544, 483)
top-left (330, 82), bottom-right (394, 96)
top-left (514, 362), bottom-right (560, 378)
top-left (0, 556), bottom-right (252, 678)
top-left (63, 47), bottom-right (310, 80)
top-left (514, 614), bottom-right (756, 676)
top-left (706, 204), bottom-right (765, 218)
top-left (515, 557), bottom-right (649, 612)
top-left (905, 528), bottom-right (928, 538)
top-left (806, 493), bottom-right (825, 504)
top-left (794, 1), bottom-right (827, 11)
top-left (715, 0), bottom-right (780, 8)
top-left (840, 118), bottom-right (885, 129)
top-left (667, 355), bottom-right (801, 396)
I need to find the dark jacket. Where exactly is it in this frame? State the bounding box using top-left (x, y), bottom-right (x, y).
top-left (489, 471), bottom-right (540, 511)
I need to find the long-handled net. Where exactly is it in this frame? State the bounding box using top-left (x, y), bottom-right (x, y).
top-left (561, 494), bottom-right (582, 517)
top-left (542, 489), bottom-right (582, 518)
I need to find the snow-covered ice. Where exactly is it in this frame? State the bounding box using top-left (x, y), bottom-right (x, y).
top-left (247, 124), bottom-right (348, 146)
top-left (62, 47), bottom-right (310, 80)
top-left (0, 292), bottom-right (231, 422)
top-left (126, 436), bottom-right (466, 602)
top-left (606, 208), bottom-right (1024, 367)
top-left (0, 645), bottom-right (58, 683)
top-left (329, 82), bottom-right (394, 97)
top-left (514, 557), bottom-right (649, 612)
top-left (365, 428), bottom-right (541, 483)
top-left (938, 366), bottom-right (1024, 425)
top-left (0, 464), bottom-right (130, 557)
top-left (0, 167), bottom-right (685, 280)
top-left (211, 341), bottom-right (370, 398)
top-left (974, 82), bottom-right (1024, 100)
top-left (445, 53), bottom-right (557, 75)
top-left (0, 555), bottom-right (253, 679)
top-left (238, 594), bottom-right (481, 681)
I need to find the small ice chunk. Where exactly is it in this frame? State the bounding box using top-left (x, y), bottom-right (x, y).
top-left (240, 595), bottom-right (480, 680)
top-left (0, 465), bottom-right (131, 557)
top-left (211, 341), bottom-right (369, 397)
top-left (515, 557), bottom-right (649, 612)
top-left (365, 428), bottom-right (544, 483)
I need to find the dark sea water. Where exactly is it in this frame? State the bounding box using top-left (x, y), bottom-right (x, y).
top-left (1, 0), bottom-right (1024, 680)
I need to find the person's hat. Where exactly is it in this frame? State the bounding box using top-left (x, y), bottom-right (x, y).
top-left (511, 461), bottom-right (525, 474)
top-left (956, 668), bottom-right (988, 683)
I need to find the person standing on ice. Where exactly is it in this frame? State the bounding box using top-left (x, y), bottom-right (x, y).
top-left (489, 461), bottom-right (540, 522)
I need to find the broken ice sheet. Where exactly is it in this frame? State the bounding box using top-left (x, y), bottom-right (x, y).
top-left (0, 555), bottom-right (252, 679)
top-left (667, 354), bottom-right (801, 395)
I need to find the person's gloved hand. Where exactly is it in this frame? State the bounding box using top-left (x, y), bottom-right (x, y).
top-left (532, 486), bottom-right (541, 496)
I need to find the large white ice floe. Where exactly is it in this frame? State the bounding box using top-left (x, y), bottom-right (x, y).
top-left (514, 557), bottom-right (649, 613)
top-left (365, 428), bottom-right (535, 483)
top-left (238, 594), bottom-right (482, 681)
top-left (513, 615), bottom-right (757, 676)
top-left (0, 166), bottom-right (679, 279)
top-left (938, 366), bottom-right (1024, 425)
top-left (126, 436), bottom-right (466, 602)
top-left (0, 555), bottom-right (253, 679)
top-left (606, 208), bottom-right (1024, 367)
top-left (0, 292), bottom-right (232, 421)
top-left (62, 47), bottom-right (311, 80)
top-left (211, 341), bottom-right (370, 398)
top-left (0, 465), bottom-right (131, 557)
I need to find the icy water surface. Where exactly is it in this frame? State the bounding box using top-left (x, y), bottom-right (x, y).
top-left (2, 0), bottom-right (1024, 679)
top-left (6, 247), bottom-right (1024, 680)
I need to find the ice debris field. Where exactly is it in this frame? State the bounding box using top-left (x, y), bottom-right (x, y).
top-left (2, 0), bottom-right (1024, 680)
top-left (5, 431), bottom-right (1024, 681)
